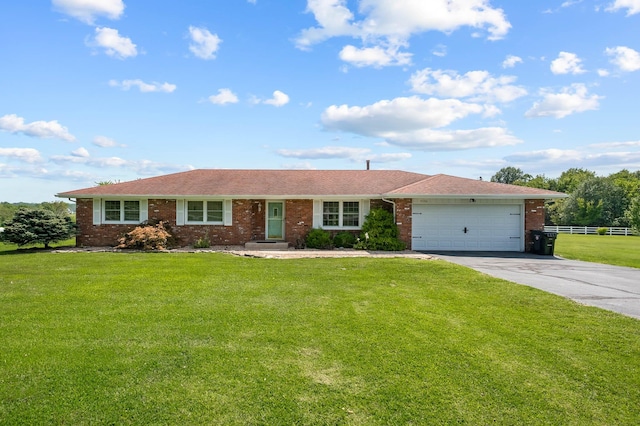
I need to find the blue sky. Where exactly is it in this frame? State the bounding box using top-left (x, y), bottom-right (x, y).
top-left (1, 0), bottom-right (639, 202)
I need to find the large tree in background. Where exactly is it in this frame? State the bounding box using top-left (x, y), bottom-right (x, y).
top-left (0, 208), bottom-right (76, 248)
top-left (490, 167), bottom-right (532, 185)
top-left (626, 197), bottom-right (640, 232)
top-left (554, 177), bottom-right (628, 226)
top-left (555, 168), bottom-right (596, 193)
top-left (489, 166), bottom-right (640, 227)
top-left (607, 169), bottom-right (640, 201)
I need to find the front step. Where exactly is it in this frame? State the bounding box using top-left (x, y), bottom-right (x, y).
top-left (244, 240), bottom-right (290, 250)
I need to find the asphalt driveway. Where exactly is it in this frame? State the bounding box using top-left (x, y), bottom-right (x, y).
top-left (425, 252), bottom-right (640, 320)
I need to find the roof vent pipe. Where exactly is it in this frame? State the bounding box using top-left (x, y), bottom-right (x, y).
top-left (366, 160), bottom-right (370, 170)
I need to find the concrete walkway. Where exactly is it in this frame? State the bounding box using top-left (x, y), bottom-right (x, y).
top-left (426, 252), bottom-right (640, 320)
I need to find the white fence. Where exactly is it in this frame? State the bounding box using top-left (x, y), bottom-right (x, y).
top-left (544, 225), bottom-right (636, 236)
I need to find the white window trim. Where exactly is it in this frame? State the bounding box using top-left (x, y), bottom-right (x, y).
top-left (313, 200), bottom-right (368, 230)
top-left (185, 200), bottom-right (224, 225)
top-left (177, 199), bottom-right (233, 226)
top-left (97, 199), bottom-right (147, 224)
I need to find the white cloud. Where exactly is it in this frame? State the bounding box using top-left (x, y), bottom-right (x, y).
top-left (71, 147), bottom-right (90, 158)
top-left (606, 0), bottom-right (640, 15)
top-left (188, 26), bottom-right (222, 60)
top-left (93, 136), bottom-right (125, 148)
top-left (320, 96), bottom-right (520, 151)
top-left (276, 146), bottom-right (411, 163)
top-left (0, 148), bottom-right (43, 163)
top-left (339, 43), bottom-right (412, 67)
top-left (323, 96), bottom-right (484, 132)
top-left (502, 55), bottom-right (523, 68)
top-left (280, 162), bottom-right (317, 170)
top-left (550, 51), bottom-right (586, 74)
top-left (208, 88), bottom-right (239, 105)
top-left (369, 152), bottom-right (412, 162)
top-left (374, 127), bottom-right (522, 151)
top-left (52, 0), bottom-right (124, 24)
top-left (109, 79), bottom-right (176, 93)
top-left (50, 153), bottom-right (193, 175)
top-left (605, 46), bottom-right (640, 71)
top-left (263, 90), bottom-right (290, 107)
top-left (432, 44), bottom-right (447, 57)
top-left (597, 69), bottom-right (610, 77)
top-left (589, 140), bottom-right (640, 149)
top-left (525, 84), bottom-right (602, 119)
top-left (89, 27), bottom-right (137, 59)
top-left (0, 114), bottom-right (76, 142)
top-left (277, 146), bottom-right (370, 159)
top-left (296, 0), bottom-right (511, 48)
top-left (505, 147), bottom-right (640, 169)
top-left (295, 0), bottom-right (510, 67)
top-left (409, 68), bottom-right (527, 103)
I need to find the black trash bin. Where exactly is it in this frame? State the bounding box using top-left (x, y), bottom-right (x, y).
top-left (531, 230), bottom-right (544, 254)
top-left (531, 230), bottom-right (557, 255)
top-left (543, 232), bottom-right (557, 255)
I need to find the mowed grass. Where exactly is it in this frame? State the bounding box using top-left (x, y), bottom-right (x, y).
top-left (1, 252), bottom-right (639, 425)
top-left (554, 234), bottom-right (640, 268)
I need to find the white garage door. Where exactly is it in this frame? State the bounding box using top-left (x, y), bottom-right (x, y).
top-left (412, 204), bottom-right (523, 251)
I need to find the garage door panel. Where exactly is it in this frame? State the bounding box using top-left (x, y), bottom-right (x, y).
top-left (412, 204), bottom-right (523, 252)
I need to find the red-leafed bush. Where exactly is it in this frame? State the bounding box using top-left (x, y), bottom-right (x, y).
top-left (117, 221), bottom-right (172, 251)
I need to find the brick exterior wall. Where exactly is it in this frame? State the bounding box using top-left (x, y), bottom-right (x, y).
top-left (76, 198), bottom-right (310, 248)
top-left (285, 199), bottom-right (313, 247)
top-left (75, 198), bottom-right (138, 247)
top-left (524, 199), bottom-right (546, 252)
top-left (393, 199), bottom-right (413, 248)
top-left (76, 197), bottom-right (547, 251)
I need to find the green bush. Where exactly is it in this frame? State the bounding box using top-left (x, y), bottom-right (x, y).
top-left (597, 227), bottom-right (608, 235)
top-left (333, 231), bottom-right (356, 248)
top-left (354, 208), bottom-right (406, 251)
top-left (305, 228), bottom-right (332, 249)
top-left (193, 236), bottom-right (211, 248)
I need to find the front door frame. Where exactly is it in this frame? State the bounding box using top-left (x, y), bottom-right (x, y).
top-left (266, 201), bottom-right (285, 240)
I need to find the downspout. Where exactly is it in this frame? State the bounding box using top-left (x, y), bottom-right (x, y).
top-left (381, 198), bottom-right (396, 220)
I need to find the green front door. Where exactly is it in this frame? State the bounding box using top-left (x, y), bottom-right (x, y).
top-left (267, 202), bottom-right (284, 239)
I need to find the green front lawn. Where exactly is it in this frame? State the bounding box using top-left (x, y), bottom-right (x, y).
top-left (0, 238), bottom-right (76, 252)
top-left (554, 234), bottom-right (640, 268)
top-left (1, 252), bottom-right (639, 424)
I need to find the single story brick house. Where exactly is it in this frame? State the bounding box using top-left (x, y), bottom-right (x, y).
top-left (56, 169), bottom-right (566, 252)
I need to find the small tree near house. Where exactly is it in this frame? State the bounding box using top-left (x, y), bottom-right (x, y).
top-left (0, 208), bottom-right (76, 249)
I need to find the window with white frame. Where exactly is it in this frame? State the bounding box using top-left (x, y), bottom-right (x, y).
top-left (186, 201), bottom-right (224, 223)
top-left (322, 201), bottom-right (360, 228)
top-left (104, 200), bottom-right (140, 222)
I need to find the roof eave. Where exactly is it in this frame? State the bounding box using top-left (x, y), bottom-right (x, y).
top-left (383, 193), bottom-right (568, 200)
top-left (55, 193), bottom-right (386, 199)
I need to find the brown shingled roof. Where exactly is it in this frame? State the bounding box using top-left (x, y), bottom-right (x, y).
top-left (56, 169), bottom-right (429, 198)
top-left (387, 174), bottom-right (566, 198)
top-left (56, 169), bottom-right (567, 199)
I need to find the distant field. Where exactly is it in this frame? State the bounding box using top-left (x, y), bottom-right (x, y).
top-left (554, 234), bottom-right (640, 268)
top-left (0, 251), bottom-right (639, 424)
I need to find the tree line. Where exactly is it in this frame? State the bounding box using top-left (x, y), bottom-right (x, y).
top-left (0, 201), bottom-right (75, 227)
top-left (490, 167), bottom-right (640, 230)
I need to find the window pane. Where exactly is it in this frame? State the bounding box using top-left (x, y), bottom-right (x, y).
top-left (105, 201), bottom-right (121, 221)
top-left (323, 201), bottom-right (339, 227)
top-left (187, 201), bottom-right (204, 222)
top-left (207, 201), bottom-right (223, 222)
top-left (124, 201), bottom-right (140, 222)
top-left (343, 201), bottom-right (359, 227)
